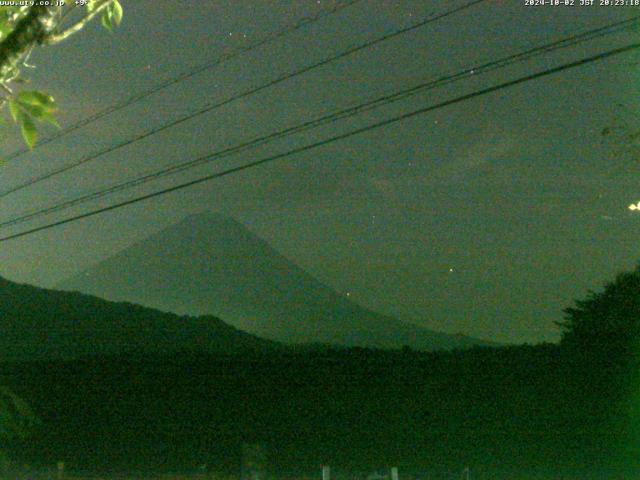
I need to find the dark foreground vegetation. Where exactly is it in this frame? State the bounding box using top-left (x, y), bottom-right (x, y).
top-left (0, 342), bottom-right (636, 479)
top-left (1, 265), bottom-right (640, 479)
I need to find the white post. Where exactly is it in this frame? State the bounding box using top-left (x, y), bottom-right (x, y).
top-left (322, 465), bottom-right (331, 480)
top-left (391, 467), bottom-right (399, 480)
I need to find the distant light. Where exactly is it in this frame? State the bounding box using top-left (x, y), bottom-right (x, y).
top-left (346, 292), bottom-right (351, 297)
top-left (629, 203), bottom-right (640, 211)
top-left (449, 268), bottom-right (454, 273)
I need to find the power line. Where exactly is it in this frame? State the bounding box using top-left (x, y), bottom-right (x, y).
top-left (0, 0), bottom-right (488, 200)
top-left (2, 0), bottom-right (363, 163)
top-left (0, 41), bottom-right (636, 243)
top-left (1, 15), bottom-right (637, 229)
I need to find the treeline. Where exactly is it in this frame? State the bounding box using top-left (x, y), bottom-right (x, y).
top-left (1, 342), bottom-right (637, 479)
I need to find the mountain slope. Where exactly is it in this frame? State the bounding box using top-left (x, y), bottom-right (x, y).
top-left (0, 275), bottom-right (275, 361)
top-left (59, 212), bottom-right (490, 350)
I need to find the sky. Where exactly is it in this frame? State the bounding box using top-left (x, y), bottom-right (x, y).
top-left (0, 0), bottom-right (638, 344)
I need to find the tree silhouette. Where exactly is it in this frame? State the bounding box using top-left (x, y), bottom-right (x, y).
top-left (558, 264), bottom-right (640, 356)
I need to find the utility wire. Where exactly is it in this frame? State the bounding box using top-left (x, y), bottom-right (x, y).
top-left (1, 16), bottom-right (637, 229)
top-left (2, 0), bottom-right (363, 162)
top-left (0, 41), bottom-right (637, 243)
top-left (0, 0), bottom-right (488, 200)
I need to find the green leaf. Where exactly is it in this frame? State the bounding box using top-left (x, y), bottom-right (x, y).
top-left (7, 99), bottom-right (20, 123)
top-left (43, 112), bottom-right (59, 128)
top-left (18, 102), bottom-right (59, 127)
top-left (19, 114), bottom-right (37, 149)
top-left (17, 102), bottom-right (44, 119)
top-left (17, 90), bottom-right (56, 111)
top-left (0, 22), bottom-right (12, 39)
top-left (111, 0), bottom-right (123, 26)
top-left (101, 1), bottom-right (123, 32)
top-left (17, 96), bottom-right (60, 128)
top-left (101, 9), bottom-right (113, 32)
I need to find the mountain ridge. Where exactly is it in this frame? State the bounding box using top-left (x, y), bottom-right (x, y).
top-left (0, 275), bottom-right (277, 361)
top-left (58, 212), bottom-right (492, 351)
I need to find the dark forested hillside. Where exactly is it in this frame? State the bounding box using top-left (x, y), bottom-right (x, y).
top-left (0, 276), bottom-right (276, 361)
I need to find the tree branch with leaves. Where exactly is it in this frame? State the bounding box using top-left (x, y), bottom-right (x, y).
top-left (0, 0), bottom-right (123, 149)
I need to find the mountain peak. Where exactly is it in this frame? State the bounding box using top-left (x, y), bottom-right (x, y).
top-left (172, 211), bottom-right (248, 232)
top-left (59, 215), bottom-right (491, 351)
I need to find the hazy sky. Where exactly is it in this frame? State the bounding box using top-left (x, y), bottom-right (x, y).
top-left (0, 0), bottom-right (638, 344)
